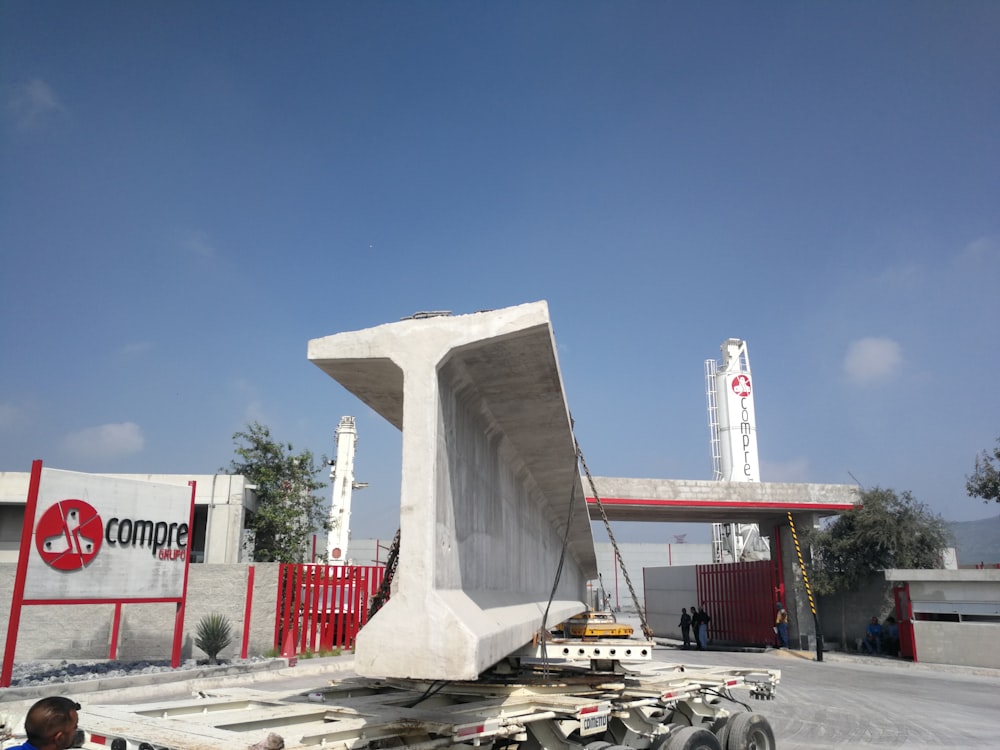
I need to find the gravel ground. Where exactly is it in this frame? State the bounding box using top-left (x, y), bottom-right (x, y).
top-left (5, 657), bottom-right (272, 687)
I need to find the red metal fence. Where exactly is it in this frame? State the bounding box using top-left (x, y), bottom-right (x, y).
top-left (696, 560), bottom-right (780, 647)
top-left (275, 564), bottom-right (385, 655)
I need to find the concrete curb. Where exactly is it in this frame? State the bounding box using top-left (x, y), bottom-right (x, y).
top-left (654, 635), bottom-right (1000, 678)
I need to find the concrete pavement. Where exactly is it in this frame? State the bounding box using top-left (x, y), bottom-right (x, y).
top-left (4, 644), bottom-right (999, 749)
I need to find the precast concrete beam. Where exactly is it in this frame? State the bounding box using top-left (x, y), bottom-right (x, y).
top-left (308, 302), bottom-right (597, 680)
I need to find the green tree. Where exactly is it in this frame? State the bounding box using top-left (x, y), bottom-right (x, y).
top-left (809, 487), bottom-right (951, 595)
top-left (224, 422), bottom-right (329, 562)
top-left (806, 487), bottom-right (952, 649)
top-left (966, 438), bottom-right (1000, 504)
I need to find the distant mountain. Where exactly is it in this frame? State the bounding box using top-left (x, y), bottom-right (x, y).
top-left (949, 514), bottom-right (1000, 566)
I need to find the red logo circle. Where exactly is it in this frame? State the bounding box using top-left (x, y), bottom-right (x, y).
top-left (731, 374), bottom-right (752, 397)
top-left (35, 499), bottom-right (104, 571)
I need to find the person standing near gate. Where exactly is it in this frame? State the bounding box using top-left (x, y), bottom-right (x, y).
top-left (775, 607), bottom-right (789, 648)
top-left (678, 608), bottom-right (692, 649)
top-left (690, 604), bottom-right (703, 649)
top-left (696, 605), bottom-right (710, 650)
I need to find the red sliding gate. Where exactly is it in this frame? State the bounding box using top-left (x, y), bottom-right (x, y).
top-left (696, 560), bottom-right (780, 647)
top-left (276, 564), bottom-right (385, 655)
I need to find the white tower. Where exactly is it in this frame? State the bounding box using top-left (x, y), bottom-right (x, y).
top-left (705, 339), bottom-right (769, 563)
top-left (326, 416), bottom-right (366, 565)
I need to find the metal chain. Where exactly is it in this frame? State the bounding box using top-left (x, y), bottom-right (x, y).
top-left (367, 528), bottom-right (400, 619)
top-left (576, 438), bottom-right (654, 640)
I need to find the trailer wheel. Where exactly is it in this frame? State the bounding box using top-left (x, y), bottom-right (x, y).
top-left (664, 727), bottom-right (722, 750)
top-left (721, 713), bottom-right (775, 750)
top-left (708, 714), bottom-right (729, 737)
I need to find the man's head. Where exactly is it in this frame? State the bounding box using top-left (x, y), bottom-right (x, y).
top-left (24, 696), bottom-right (80, 749)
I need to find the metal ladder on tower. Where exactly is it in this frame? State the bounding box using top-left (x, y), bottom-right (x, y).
top-left (705, 358), bottom-right (727, 563)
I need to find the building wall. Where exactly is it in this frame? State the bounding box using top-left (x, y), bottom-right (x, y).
top-left (911, 621), bottom-right (1000, 668)
top-left (594, 542), bottom-right (711, 613)
top-left (643, 565), bottom-right (698, 638)
top-left (816, 574), bottom-right (892, 651)
top-left (0, 562), bottom-right (281, 662)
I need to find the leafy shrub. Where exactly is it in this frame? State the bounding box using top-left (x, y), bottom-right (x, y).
top-left (195, 612), bottom-right (233, 664)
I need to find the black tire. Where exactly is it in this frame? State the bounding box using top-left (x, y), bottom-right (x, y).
top-left (665, 726), bottom-right (723, 750)
top-left (709, 714), bottom-right (730, 745)
top-left (723, 713), bottom-right (776, 750)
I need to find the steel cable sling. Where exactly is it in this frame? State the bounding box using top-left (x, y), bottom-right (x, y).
top-left (576, 437), bottom-right (654, 639)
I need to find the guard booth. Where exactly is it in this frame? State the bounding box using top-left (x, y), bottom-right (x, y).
top-left (887, 568), bottom-right (1000, 668)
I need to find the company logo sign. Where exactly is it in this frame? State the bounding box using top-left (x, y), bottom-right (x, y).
top-left (34, 499), bottom-right (190, 571)
top-left (721, 373), bottom-right (758, 481)
top-left (35, 499), bottom-right (104, 571)
top-left (25, 469), bottom-right (194, 601)
top-left (731, 374), bottom-right (752, 397)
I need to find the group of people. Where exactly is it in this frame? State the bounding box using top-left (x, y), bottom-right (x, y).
top-left (862, 615), bottom-right (900, 656)
top-left (680, 603), bottom-right (789, 651)
top-left (675, 603), bottom-right (903, 657)
top-left (6, 696), bottom-right (81, 750)
top-left (677, 604), bottom-right (711, 650)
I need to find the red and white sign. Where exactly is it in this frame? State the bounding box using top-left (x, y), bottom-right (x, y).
top-left (718, 372), bottom-right (760, 482)
top-left (34, 499), bottom-right (104, 571)
top-left (3, 462), bottom-right (196, 686)
top-left (24, 468), bottom-right (193, 600)
top-left (731, 374), bottom-right (752, 397)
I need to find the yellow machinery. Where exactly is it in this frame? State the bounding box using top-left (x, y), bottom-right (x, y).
top-left (558, 611), bottom-right (634, 638)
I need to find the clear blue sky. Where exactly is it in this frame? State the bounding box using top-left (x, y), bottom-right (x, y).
top-left (2, 2), bottom-right (998, 547)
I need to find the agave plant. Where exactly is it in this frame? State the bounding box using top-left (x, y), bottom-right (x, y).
top-left (195, 612), bottom-right (233, 664)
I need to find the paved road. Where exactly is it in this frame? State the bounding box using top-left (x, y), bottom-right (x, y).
top-left (163, 645), bottom-right (1000, 749)
top-left (5, 646), bottom-right (998, 749)
top-left (653, 644), bottom-right (1000, 749)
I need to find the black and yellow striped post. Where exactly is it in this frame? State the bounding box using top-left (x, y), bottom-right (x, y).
top-left (787, 511), bottom-right (823, 662)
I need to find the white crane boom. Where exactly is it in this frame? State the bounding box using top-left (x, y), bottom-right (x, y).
top-left (326, 415), bottom-right (365, 564)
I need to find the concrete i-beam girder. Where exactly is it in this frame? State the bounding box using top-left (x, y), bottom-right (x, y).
top-left (308, 301), bottom-right (598, 680)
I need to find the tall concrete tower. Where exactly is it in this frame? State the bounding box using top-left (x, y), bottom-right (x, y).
top-left (705, 339), bottom-right (769, 563)
top-left (326, 416), bottom-right (366, 564)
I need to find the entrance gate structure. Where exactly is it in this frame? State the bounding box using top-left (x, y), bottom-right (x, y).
top-left (585, 477), bottom-right (859, 649)
top-left (697, 560), bottom-right (781, 647)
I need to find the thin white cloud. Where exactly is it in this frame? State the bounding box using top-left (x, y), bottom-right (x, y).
top-left (119, 341), bottom-right (155, 356)
top-left (843, 337), bottom-right (903, 386)
top-left (877, 263), bottom-right (924, 290)
top-left (7, 78), bottom-right (65, 130)
top-left (957, 235), bottom-right (1000, 266)
top-left (62, 422), bottom-right (145, 461)
top-left (0, 403), bottom-right (24, 430)
top-left (232, 379), bottom-right (267, 425)
top-left (181, 230), bottom-right (218, 261)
